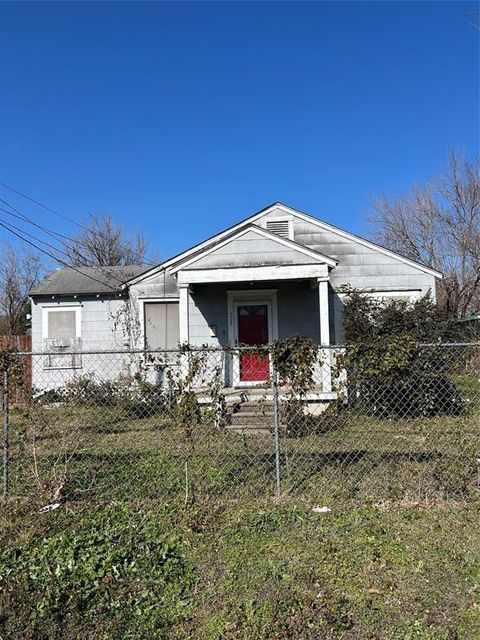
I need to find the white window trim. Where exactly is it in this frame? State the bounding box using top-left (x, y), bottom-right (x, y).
top-left (41, 305), bottom-right (82, 341)
top-left (227, 289), bottom-right (278, 386)
top-left (337, 289), bottom-right (422, 303)
top-left (262, 217), bottom-right (294, 241)
top-left (41, 305), bottom-right (82, 370)
top-left (140, 298), bottom-right (180, 351)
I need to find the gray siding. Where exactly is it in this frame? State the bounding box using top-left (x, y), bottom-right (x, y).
top-left (187, 230), bottom-right (319, 270)
top-left (186, 281), bottom-right (329, 347)
top-left (257, 207), bottom-right (437, 297)
top-left (129, 271), bottom-right (179, 299)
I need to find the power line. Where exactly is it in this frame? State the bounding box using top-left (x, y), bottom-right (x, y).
top-left (0, 200), bottom-right (80, 246)
top-left (0, 181), bottom-right (91, 232)
top-left (0, 216), bottom-right (72, 260)
top-left (0, 219), bottom-right (121, 292)
top-left (0, 181), bottom-right (158, 266)
top-left (0, 202), bottom-right (130, 286)
top-left (0, 199), bottom-right (145, 286)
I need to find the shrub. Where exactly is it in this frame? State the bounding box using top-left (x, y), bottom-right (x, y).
top-left (270, 336), bottom-right (319, 396)
top-left (35, 374), bottom-right (171, 419)
top-left (342, 292), bottom-right (465, 417)
top-left (282, 399), bottom-right (346, 437)
top-left (120, 379), bottom-right (171, 418)
top-left (0, 506), bottom-right (193, 639)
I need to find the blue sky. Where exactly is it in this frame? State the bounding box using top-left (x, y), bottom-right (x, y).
top-left (0, 1), bottom-right (478, 264)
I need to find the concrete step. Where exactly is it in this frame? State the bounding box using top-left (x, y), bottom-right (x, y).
top-left (230, 412), bottom-right (274, 426)
top-left (235, 401), bottom-right (274, 411)
top-left (226, 424), bottom-right (272, 436)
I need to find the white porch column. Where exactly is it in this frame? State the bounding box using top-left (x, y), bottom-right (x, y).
top-left (318, 276), bottom-right (330, 346)
top-left (178, 283), bottom-right (190, 345)
top-left (318, 274), bottom-right (332, 392)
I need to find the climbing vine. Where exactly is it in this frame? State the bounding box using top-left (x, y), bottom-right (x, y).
top-left (270, 336), bottom-right (318, 397)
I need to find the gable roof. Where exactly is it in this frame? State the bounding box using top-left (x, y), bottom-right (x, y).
top-left (169, 223), bottom-right (338, 274)
top-left (30, 265), bottom-right (148, 296)
top-left (129, 202), bottom-right (442, 285)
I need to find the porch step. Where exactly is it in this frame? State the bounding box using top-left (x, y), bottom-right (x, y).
top-left (226, 426), bottom-right (273, 436)
top-left (230, 411), bottom-right (274, 426)
top-left (227, 401), bottom-right (275, 435)
top-left (232, 402), bottom-right (274, 411)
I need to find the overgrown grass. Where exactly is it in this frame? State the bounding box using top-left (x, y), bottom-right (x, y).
top-left (2, 373), bottom-right (480, 638)
top-left (7, 380), bottom-right (480, 505)
top-left (1, 500), bottom-right (479, 639)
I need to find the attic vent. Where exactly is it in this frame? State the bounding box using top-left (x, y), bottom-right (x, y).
top-left (266, 219), bottom-right (292, 239)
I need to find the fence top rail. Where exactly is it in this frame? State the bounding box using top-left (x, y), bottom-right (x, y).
top-left (1, 341), bottom-right (478, 357)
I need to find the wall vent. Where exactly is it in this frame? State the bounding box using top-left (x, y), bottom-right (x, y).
top-left (265, 219), bottom-right (292, 240)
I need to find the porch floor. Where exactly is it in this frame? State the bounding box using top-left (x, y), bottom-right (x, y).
top-left (195, 385), bottom-right (336, 404)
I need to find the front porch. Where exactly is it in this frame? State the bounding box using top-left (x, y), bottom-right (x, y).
top-left (161, 221), bottom-right (340, 392)
top-left (175, 271), bottom-right (336, 391)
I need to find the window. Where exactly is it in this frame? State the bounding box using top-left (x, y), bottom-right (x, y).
top-left (368, 291), bottom-right (420, 304)
top-left (265, 219), bottom-right (293, 240)
top-left (144, 302), bottom-right (180, 350)
top-left (43, 306), bottom-right (81, 369)
top-left (48, 310), bottom-right (76, 339)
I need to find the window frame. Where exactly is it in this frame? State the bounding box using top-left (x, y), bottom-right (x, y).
top-left (41, 304), bottom-right (82, 370)
top-left (140, 298), bottom-right (180, 352)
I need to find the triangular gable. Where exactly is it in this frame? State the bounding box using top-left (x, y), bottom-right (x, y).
top-left (127, 202), bottom-right (442, 286)
top-left (168, 225), bottom-right (337, 273)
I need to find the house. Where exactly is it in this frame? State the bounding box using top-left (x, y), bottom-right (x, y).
top-left (29, 203), bottom-right (442, 393)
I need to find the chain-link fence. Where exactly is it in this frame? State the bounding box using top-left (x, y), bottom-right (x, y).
top-left (1, 343), bottom-right (479, 506)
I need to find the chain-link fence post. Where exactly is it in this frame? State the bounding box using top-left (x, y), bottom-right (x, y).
top-left (272, 359), bottom-right (281, 497)
top-left (2, 366), bottom-right (9, 500)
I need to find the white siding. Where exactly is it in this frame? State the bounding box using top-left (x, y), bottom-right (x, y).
top-left (30, 296), bottom-right (131, 389)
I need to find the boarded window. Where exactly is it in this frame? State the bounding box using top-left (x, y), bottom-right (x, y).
top-left (144, 302), bottom-right (180, 350)
top-left (44, 308), bottom-right (81, 369)
top-left (48, 310), bottom-right (76, 339)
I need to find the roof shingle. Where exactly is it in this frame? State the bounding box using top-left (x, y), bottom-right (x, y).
top-left (30, 265), bottom-right (149, 296)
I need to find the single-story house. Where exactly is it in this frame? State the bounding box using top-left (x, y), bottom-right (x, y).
top-left (29, 202), bottom-right (442, 393)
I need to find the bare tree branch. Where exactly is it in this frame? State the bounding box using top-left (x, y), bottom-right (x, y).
top-left (64, 213), bottom-right (149, 267)
top-left (369, 151), bottom-right (480, 317)
top-left (0, 243), bottom-right (44, 334)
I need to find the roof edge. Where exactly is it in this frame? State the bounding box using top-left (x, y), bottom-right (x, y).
top-left (126, 202), bottom-right (443, 285)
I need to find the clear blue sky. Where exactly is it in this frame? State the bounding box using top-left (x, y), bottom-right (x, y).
top-left (0, 1), bottom-right (478, 264)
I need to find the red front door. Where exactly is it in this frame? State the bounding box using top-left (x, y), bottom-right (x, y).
top-left (237, 304), bottom-right (270, 382)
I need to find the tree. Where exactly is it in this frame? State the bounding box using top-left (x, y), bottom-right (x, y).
top-left (64, 214), bottom-right (148, 267)
top-left (370, 152), bottom-right (480, 317)
top-left (0, 243), bottom-right (44, 334)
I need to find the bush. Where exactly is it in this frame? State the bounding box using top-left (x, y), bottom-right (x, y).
top-left (35, 374), bottom-right (171, 419)
top-left (282, 398), bottom-right (346, 437)
top-left (342, 292), bottom-right (465, 417)
top-left (120, 379), bottom-right (172, 418)
top-left (0, 506), bottom-right (193, 639)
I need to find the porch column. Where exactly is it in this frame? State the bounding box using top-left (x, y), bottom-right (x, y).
top-left (318, 276), bottom-right (330, 346)
top-left (178, 283), bottom-right (190, 345)
top-left (318, 275), bottom-right (332, 392)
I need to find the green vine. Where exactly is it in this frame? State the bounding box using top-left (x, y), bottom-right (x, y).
top-left (270, 336), bottom-right (318, 397)
top-left (0, 348), bottom-right (28, 403)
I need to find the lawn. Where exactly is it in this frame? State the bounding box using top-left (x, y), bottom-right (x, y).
top-left (6, 383), bottom-right (480, 505)
top-left (1, 499), bottom-right (479, 639)
top-left (1, 373), bottom-right (479, 638)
